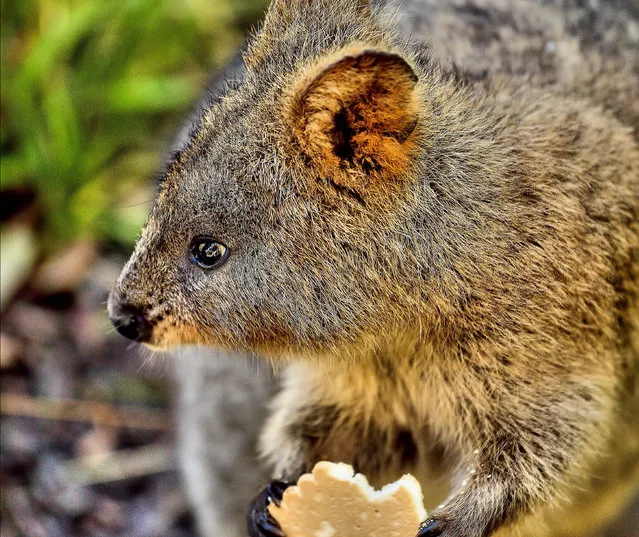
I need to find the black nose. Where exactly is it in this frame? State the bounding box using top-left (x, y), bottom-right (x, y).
top-left (110, 304), bottom-right (152, 342)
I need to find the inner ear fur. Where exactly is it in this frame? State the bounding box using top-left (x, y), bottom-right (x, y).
top-left (287, 47), bottom-right (420, 190)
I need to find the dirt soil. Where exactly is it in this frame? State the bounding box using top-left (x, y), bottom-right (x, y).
top-left (1, 247), bottom-right (197, 537)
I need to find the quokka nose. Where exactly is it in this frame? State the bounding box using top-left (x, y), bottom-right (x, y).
top-left (110, 304), bottom-right (152, 342)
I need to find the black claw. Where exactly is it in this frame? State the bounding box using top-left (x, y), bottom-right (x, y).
top-left (418, 517), bottom-right (446, 537)
top-left (266, 480), bottom-right (289, 507)
top-left (247, 481), bottom-right (291, 537)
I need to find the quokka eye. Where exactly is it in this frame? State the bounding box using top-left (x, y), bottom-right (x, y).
top-left (189, 237), bottom-right (230, 269)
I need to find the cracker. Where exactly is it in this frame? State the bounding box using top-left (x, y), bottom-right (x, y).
top-left (268, 462), bottom-right (427, 537)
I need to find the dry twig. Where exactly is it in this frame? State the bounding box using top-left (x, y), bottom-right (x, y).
top-left (0, 392), bottom-right (171, 431)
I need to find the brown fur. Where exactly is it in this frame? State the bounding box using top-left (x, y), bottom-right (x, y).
top-left (109, 0), bottom-right (639, 535)
top-left (288, 45), bottom-right (421, 190)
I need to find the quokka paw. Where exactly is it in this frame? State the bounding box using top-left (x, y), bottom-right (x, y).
top-left (417, 517), bottom-right (448, 537)
top-left (246, 481), bottom-right (290, 537)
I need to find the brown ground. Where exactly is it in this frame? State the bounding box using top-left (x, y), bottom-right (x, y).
top-left (1, 245), bottom-right (197, 537)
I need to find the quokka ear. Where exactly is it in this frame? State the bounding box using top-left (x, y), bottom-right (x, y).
top-left (287, 47), bottom-right (420, 191)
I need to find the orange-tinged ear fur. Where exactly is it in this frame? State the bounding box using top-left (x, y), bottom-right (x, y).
top-left (287, 47), bottom-right (421, 191)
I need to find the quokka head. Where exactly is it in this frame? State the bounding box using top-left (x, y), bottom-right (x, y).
top-left (109, 0), bottom-right (435, 359)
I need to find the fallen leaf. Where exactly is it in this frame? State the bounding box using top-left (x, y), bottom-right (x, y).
top-left (0, 224), bottom-right (38, 311)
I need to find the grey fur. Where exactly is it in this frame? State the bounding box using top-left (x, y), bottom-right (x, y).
top-left (173, 348), bottom-right (273, 537)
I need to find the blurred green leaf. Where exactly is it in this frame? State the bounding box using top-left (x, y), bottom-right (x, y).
top-left (0, 153), bottom-right (31, 188)
top-left (17, 2), bottom-right (108, 85)
top-left (105, 75), bottom-right (201, 112)
top-left (1, 0), bottom-right (268, 253)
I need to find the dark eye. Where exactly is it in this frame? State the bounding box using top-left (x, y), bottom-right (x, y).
top-left (189, 237), bottom-right (230, 269)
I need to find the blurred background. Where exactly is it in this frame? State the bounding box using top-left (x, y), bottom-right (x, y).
top-left (3, 1), bottom-right (639, 537)
top-left (1, 1), bottom-right (266, 535)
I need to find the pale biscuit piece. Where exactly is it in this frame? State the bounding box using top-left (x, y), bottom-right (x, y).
top-left (268, 462), bottom-right (427, 537)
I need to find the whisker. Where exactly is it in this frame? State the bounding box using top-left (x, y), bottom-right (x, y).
top-left (116, 199), bottom-right (155, 209)
top-left (102, 323), bottom-right (118, 335)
